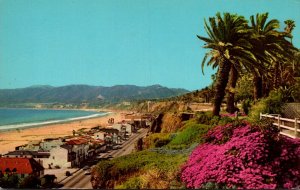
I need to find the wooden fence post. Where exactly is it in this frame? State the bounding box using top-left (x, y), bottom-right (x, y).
top-left (295, 118), bottom-right (298, 137)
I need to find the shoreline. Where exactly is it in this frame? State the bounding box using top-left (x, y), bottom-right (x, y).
top-left (0, 112), bottom-right (110, 132)
top-left (0, 110), bottom-right (126, 155)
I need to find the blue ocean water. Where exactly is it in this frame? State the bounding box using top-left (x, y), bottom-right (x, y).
top-left (0, 108), bottom-right (107, 131)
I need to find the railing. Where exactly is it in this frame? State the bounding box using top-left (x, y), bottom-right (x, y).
top-left (260, 113), bottom-right (300, 139)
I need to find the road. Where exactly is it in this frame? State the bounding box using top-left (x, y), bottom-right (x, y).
top-left (61, 128), bottom-right (148, 189)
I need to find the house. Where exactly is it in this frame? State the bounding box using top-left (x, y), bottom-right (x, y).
top-left (111, 123), bottom-right (133, 138)
top-left (65, 139), bottom-right (89, 166)
top-left (4, 150), bottom-right (50, 168)
top-left (39, 138), bottom-right (64, 151)
top-left (45, 145), bottom-right (75, 168)
top-left (15, 141), bottom-right (41, 151)
top-left (43, 138), bottom-right (90, 168)
top-left (93, 131), bottom-right (106, 141)
top-left (0, 157), bottom-right (44, 178)
top-left (124, 113), bottom-right (153, 129)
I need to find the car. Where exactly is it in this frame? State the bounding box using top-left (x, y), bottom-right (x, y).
top-left (84, 169), bottom-right (91, 175)
top-left (65, 171), bottom-right (72, 176)
top-left (82, 166), bottom-right (90, 170)
top-left (107, 154), bottom-right (113, 159)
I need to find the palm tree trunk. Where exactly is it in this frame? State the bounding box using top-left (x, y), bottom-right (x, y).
top-left (226, 66), bottom-right (238, 113)
top-left (253, 73), bottom-right (263, 100)
top-left (212, 61), bottom-right (232, 116)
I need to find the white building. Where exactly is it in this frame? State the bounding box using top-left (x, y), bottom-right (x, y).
top-left (111, 123), bottom-right (133, 136)
top-left (93, 131), bottom-right (106, 141)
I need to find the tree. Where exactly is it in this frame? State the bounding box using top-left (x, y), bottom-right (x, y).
top-left (19, 175), bottom-right (41, 188)
top-left (249, 13), bottom-right (296, 100)
top-left (225, 65), bottom-right (239, 113)
top-left (198, 12), bottom-right (256, 116)
top-left (284, 19), bottom-right (296, 43)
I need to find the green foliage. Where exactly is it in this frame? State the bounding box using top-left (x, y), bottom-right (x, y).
top-left (218, 116), bottom-right (234, 126)
top-left (93, 151), bottom-right (186, 189)
top-left (19, 175), bottom-right (41, 188)
top-left (235, 74), bottom-right (253, 102)
top-left (0, 174), bottom-right (20, 188)
top-left (115, 176), bottom-right (142, 189)
top-left (196, 111), bottom-right (213, 125)
top-left (168, 121), bottom-right (210, 149)
top-left (249, 90), bottom-right (285, 121)
top-left (293, 78), bottom-right (300, 102)
top-left (242, 99), bottom-right (252, 115)
top-left (144, 133), bottom-right (171, 149)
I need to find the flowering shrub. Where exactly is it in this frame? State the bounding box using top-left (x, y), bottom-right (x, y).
top-left (181, 122), bottom-right (300, 189)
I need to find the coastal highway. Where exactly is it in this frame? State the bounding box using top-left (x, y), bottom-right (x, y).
top-left (61, 128), bottom-right (148, 189)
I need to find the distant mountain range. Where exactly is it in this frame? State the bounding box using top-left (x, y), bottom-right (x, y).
top-left (0, 84), bottom-right (189, 105)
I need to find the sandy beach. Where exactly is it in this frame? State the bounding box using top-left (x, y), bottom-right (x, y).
top-left (0, 111), bottom-right (125, 155)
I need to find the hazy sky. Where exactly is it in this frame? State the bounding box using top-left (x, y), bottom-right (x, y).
top-left (0, 0), bottom-right (299, 90)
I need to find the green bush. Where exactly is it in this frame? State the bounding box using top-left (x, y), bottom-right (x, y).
top-left (168, 121), bottom-right (210, 149)
top-left (144, 133), bottom-right (171, 149)
top-left (242, 99), bottom-right (252, 115)
top-left (218, 116), bottom-right (234, 126)
top-left (93, 151), bottom-right (186, 189)
top-left (196, 111), bottom-right (213, 125)
top-left (154, 138), bottom-right (171, 147)
top-left (249, 90), bottom-right (284, 121)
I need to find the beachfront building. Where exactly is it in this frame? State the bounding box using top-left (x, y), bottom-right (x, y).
top-left (93, 131), bottom-right (106, 141)
top-left (43, 138), bottom-right (90, 168)
top-left (4, 150), bottom-right (50, 168)
top-left (0, 157), bottom-right (44, 178)
top-left (16, 141), bottom-right (41, 151)
top-left (111, 123), bottom-right (133, 137)
top-left (45, 145), bottom-right (75, 168)
top-left (65, 139), bottom-right (89, 167)
top-left (39, 138), bottom-right (64, 151)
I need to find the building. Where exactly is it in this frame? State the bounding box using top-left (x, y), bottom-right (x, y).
top-left (93, 131), bottom-right (106, 141)
top-left (45, 146), bottom-right (75, 168)
top-left (111, 123), bottom-right (133, 138)
top-left (39, 138), bottom-right (64, 151)
top-left (16, 141), bottom-right (41, 151)
top-left (0, 157), bottom-right (44, 178)
top-left (4, 150), bottom-right (50, 168)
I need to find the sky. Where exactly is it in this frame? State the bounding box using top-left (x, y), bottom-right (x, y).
top-left (0, 0), bottom-right (300, 91)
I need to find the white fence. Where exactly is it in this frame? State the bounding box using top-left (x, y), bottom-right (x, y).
top-left (260, 113), bottom-right (300, 139)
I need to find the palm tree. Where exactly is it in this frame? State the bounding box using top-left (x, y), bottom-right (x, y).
top-left (198, 12), bottom-right (256, 116)
top-left (225, 65), bottom-right (239, 113)
top-left (247, 13), bottom-right (295, 100)
top-left (284, 19), bottom-right (296, 43)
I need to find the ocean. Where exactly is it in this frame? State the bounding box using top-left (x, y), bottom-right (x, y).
top-left (0, 108), bottom-right (108, 131)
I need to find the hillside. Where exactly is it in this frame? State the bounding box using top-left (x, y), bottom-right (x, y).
top-left (0, 84), bottom-right (189, 106)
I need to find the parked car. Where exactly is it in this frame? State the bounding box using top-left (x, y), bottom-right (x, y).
top-left (84, 169), bottom-right (91, 175)
top-left (107, 154), bottom-right (113, 159)
top-left (65, 171), bottom-right (72, 176)
top-left (82, 166), bottom-right (90, 170)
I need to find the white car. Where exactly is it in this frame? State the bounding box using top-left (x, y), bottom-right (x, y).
top-left (84, 169), bottom-right (91, 175)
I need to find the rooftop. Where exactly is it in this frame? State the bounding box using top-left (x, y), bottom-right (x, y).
top-left (0, 157), bottom-right (44, 174)
top-left (5, 150), bottom-right (50, 157)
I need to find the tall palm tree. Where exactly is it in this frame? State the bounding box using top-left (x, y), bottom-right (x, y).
top-left (198, 12), bottom-right (256, 116)
top-left (248, 13), bottom-right (288, 100)
top-left (225, 65), bottom-right (239, 113)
